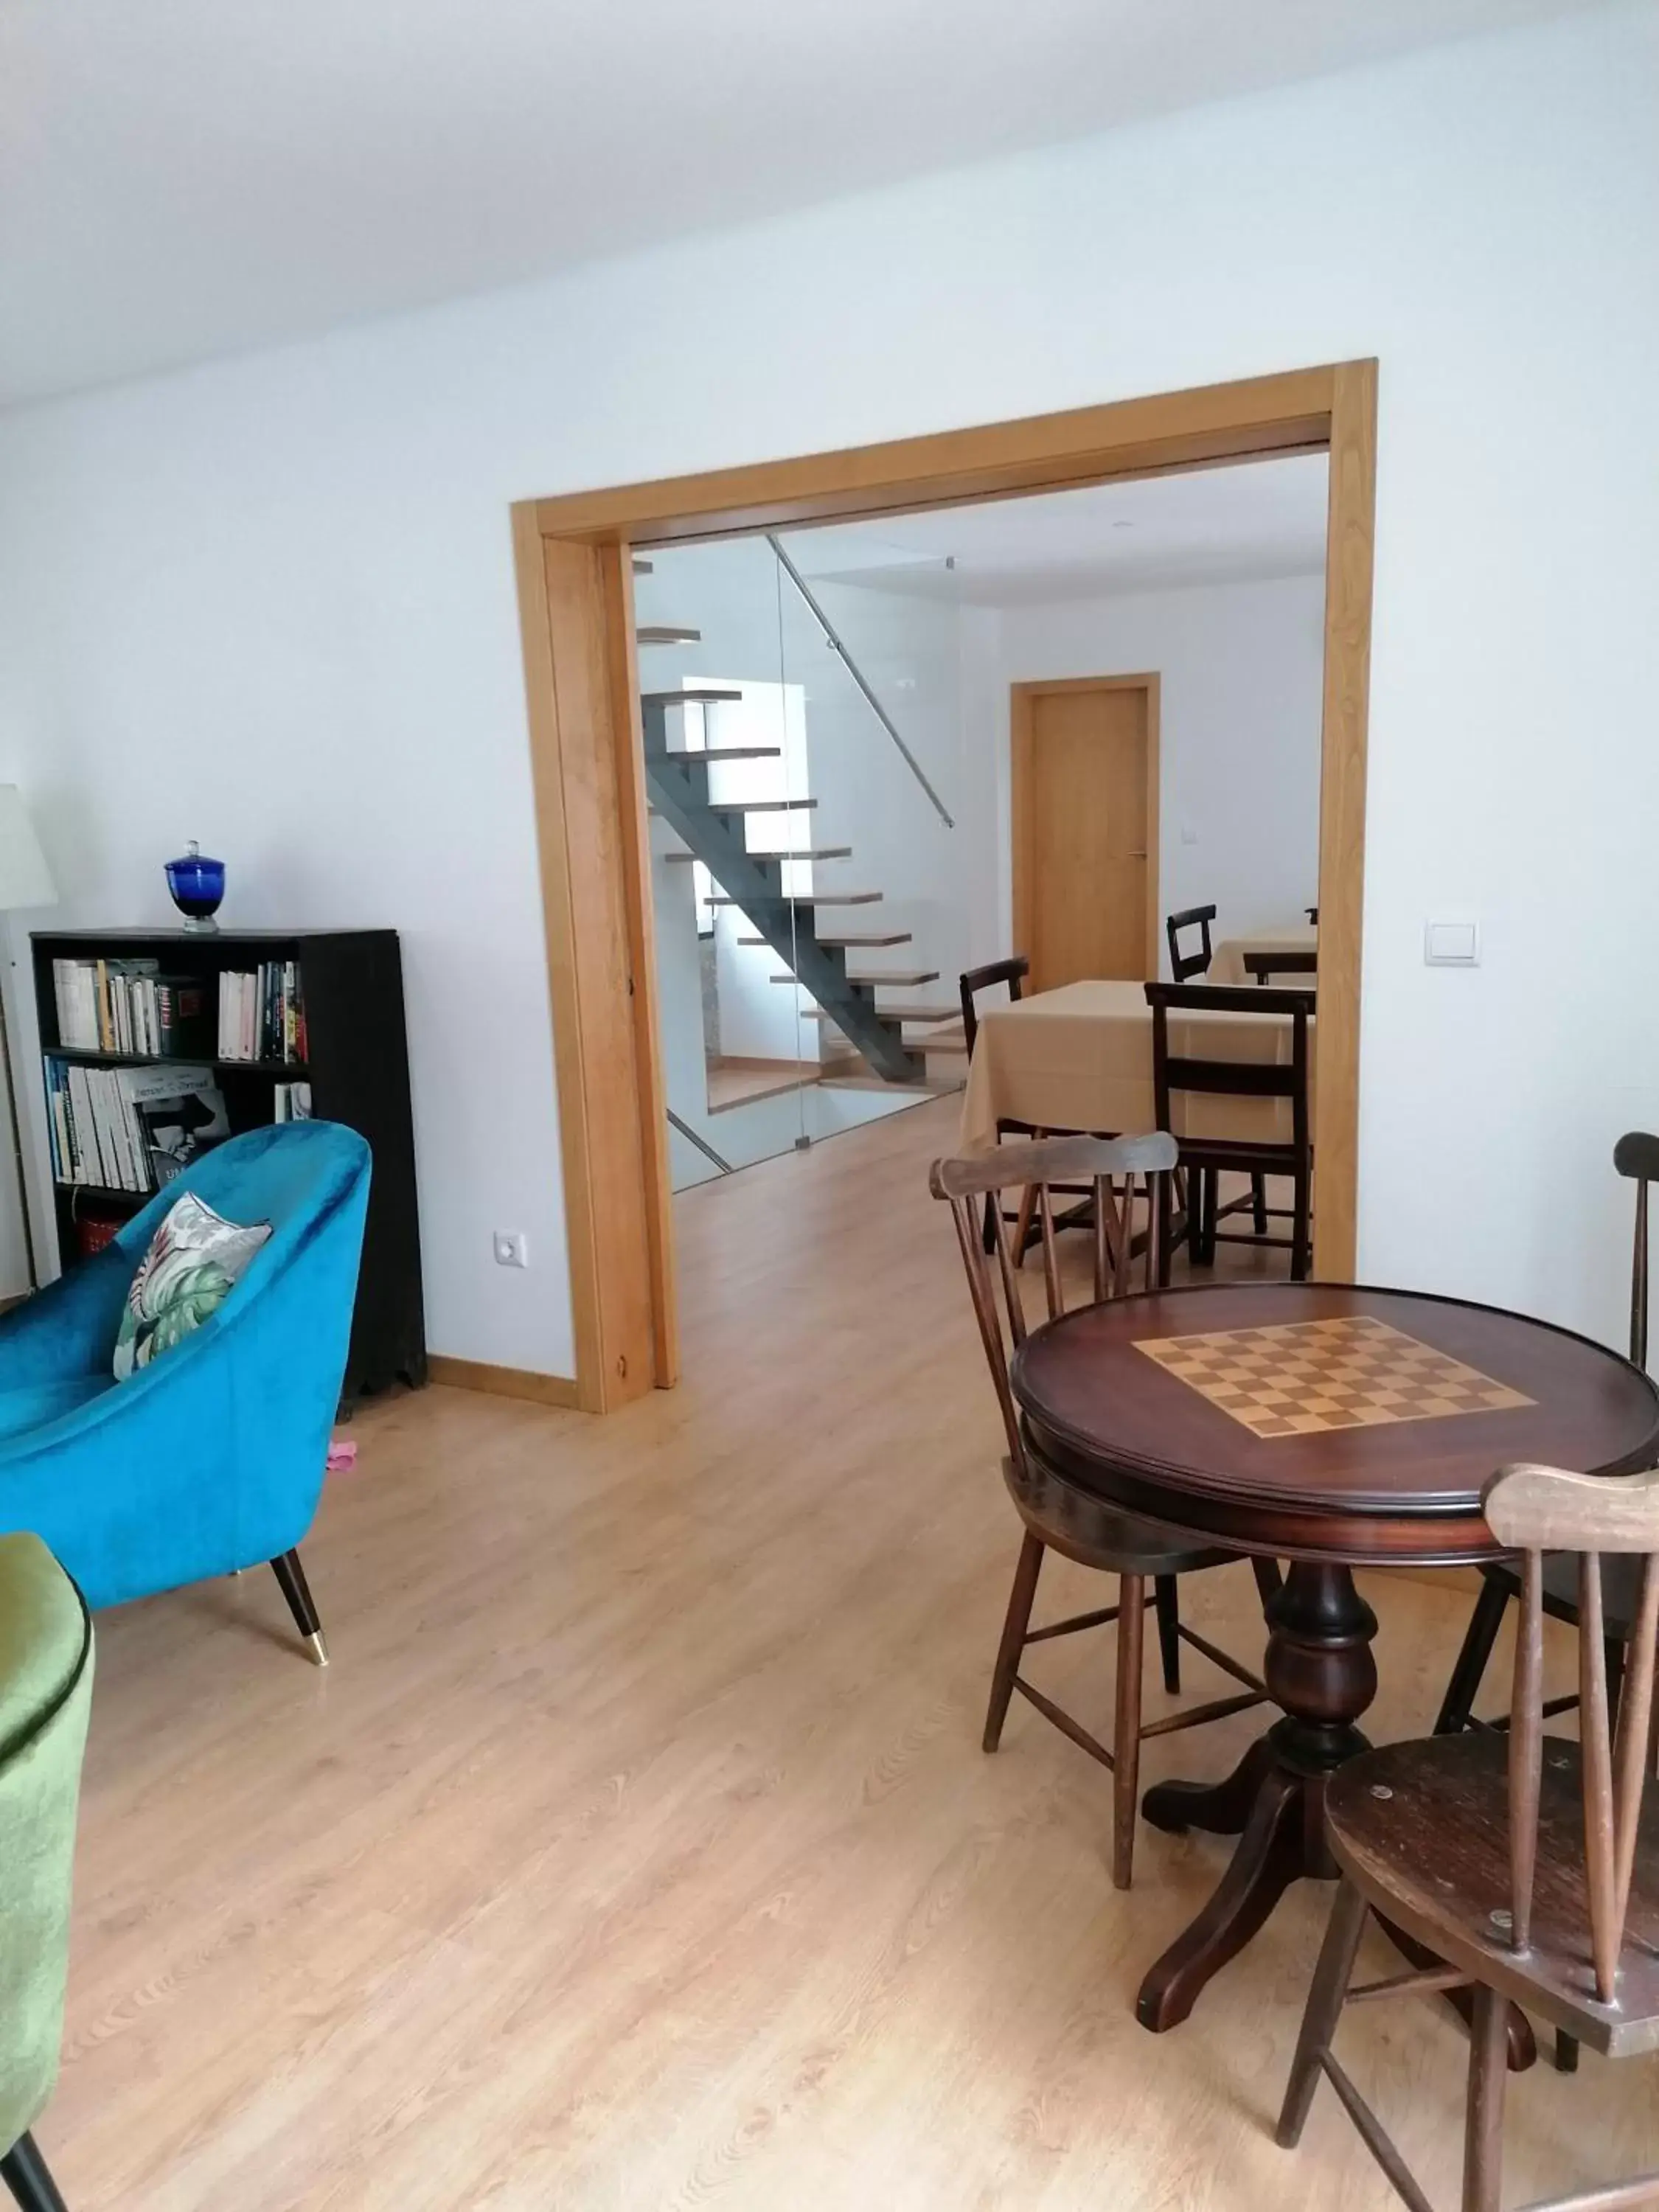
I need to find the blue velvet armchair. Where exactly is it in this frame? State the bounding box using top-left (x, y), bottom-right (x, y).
top-left (0, 1121), bottom-right (370, 1666)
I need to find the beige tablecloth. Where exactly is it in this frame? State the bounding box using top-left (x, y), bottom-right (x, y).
top-left (957, 978), bottom-right (1315, 1153)
top-left (1208, 926), bottom-right (1318, 987)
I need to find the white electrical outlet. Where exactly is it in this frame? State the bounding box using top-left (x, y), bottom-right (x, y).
top-left (493, 1231), bottom-right (529, 1269)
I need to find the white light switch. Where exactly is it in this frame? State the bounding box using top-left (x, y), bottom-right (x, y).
top-left (1425, 921), bottom-right (1479, 967)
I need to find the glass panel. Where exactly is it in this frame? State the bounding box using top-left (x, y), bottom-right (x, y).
top-left (634, 536), bottom-right (815, 1188)
top-left (770, 526), bottom-right (966, 1149)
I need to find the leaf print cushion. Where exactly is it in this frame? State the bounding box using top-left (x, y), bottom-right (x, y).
top-left (113, 1192), bottom-right (273, 1380)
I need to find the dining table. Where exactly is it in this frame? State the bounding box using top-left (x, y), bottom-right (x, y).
top-left (1009, 1278), bottom-right (1659, 2034)
top-left (957, 977), bottom-right (1314, 1154)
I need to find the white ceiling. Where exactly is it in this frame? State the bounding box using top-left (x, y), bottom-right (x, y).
top-left (787, 453), bottom-right (1331, 606)
top-left (0, 0), bottom-right (1606, 407)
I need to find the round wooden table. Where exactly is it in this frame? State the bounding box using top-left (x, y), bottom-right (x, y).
top-left (1011, 1281), bottom-right (1659, 2034)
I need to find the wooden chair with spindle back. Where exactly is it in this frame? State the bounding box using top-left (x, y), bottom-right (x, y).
top-left (1437, 1133), bottom-right (1659, 1742)
top-left (1165, 905), bottom-right (1217, 983)
top-left (1279, 1459), bottom-right (1659, 2212)
top-left (931, 1133), bottom-right (1276, 1889)
top-left (1432, 1133), bottom-right (1659, 2076)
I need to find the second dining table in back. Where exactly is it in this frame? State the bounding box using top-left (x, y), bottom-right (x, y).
top-left (957, 977), bottom-right (1315, 1154)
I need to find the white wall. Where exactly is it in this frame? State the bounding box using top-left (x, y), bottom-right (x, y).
top-left (998, 571), bottom-right (1326, 964)
top-left (1, 3), bottom-right (1655, 1371)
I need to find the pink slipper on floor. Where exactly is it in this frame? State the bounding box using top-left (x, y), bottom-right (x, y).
top-left (325, 1437), bottom-right (358, 1473)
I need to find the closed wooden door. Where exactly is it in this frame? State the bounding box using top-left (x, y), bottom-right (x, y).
top-left (1012, 676), bottom-right (1158, 991)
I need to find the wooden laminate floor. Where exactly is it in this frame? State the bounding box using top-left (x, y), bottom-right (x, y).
top-left (48, 1099), bottom-right (1659, 2208)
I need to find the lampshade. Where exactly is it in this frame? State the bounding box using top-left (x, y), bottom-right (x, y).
top-left (0, 787), bottom-right (57, 911)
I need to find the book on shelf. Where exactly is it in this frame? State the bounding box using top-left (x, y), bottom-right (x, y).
top-left (44, 1057), bottom-right (229, 1194)
top-left (217, 961), bottom-right (306, 1064)
top-left (273, 1081), bottom-right (312, 1123)
top-left (50, 956), bottom-right (210, 1058)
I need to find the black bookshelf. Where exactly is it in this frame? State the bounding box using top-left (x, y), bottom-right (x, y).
top-left (32, 928), bottom-right (426, 1402)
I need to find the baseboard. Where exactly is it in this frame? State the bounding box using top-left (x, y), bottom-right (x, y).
top-left (428, 1356), bottom-right (582, 1409)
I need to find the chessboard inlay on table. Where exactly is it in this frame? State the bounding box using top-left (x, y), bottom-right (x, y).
top-left (1133, 1314), bottom-right (1534, 1439)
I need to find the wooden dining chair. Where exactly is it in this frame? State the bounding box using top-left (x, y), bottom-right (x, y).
top-left (1432, 1133), bottom-right (1659, 2075)
top-left (1165, 905), bottom-right (1217, 983)
top-left (959, 955), bottom-right (1029, 1056)
top-left (1279, 1459), bottom-right (1659, 2212)
top-left (1144, 981), bottom-right (1312, 1281)
top-left (1241, 949), bottom-right (1318, 985)
top-left (931, 1132), bottom-right (1275, 1889)
top-left (1436, 1135), bottom-right (1658, 1745)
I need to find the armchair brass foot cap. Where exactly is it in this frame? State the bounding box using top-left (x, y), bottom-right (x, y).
top-left (306, 1630), bottom-right (330, 1668)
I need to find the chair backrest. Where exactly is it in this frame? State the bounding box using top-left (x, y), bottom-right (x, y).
top-left (1241, 948), bottom-right (1318, 986)
top-left (0, 1534), bottom-right (94, 2153)
top-left (930, 1133), bottom-right (1178, 1465)
top-left (1165, 905), bottom-right (1217, 982)
top-left (1144, 981), bottom-right (1311, 1160)
top-left (959, 956), bottom-right (1029, 1057)
top-left (1615, 1132), bottom-right (1659, 1368)
top-left (1484, 1461), bottom-right (1659, 2003)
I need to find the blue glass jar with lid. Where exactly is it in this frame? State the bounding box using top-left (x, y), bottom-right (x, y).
top-left (164, 841), bottom-right (226, 932)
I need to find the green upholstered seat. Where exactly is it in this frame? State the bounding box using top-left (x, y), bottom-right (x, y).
top-left (0, 1532), bottom-right (94, 2191)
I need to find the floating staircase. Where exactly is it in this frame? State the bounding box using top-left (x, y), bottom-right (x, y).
top-left (639, 684), bottom-right (961, 1086)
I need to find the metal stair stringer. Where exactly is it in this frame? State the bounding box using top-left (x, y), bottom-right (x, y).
top-left (643, 738), bottom-right (925, 1085)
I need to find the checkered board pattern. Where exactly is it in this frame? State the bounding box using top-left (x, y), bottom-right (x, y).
top-left (1134, 1315), bottom-right (1534, 1438)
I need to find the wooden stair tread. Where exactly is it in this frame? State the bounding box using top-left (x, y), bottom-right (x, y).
top-left (745, 846), bottom-right (851, 862)
top-left (711, 797), bottom-right (816, 813)
top-left (769, 970), bottom-right (939, 987)
top-left (708, 891), bottom-right (883, 906)
top-left (650, 799), bottom-right (813, 818)
top-left (636, 625), bottom-right (701, 644)
top-left (806, 1006), bottom-right (960, 1025)
top-left (640, 688), bottom-right (745, 706)
top-left (664, 847), bottom-right (847, 864)
top-left (738, 931), bottom-right (912, 948)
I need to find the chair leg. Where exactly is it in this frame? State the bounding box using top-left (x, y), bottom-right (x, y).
top-left (1112, 1571), bottom-right (1146, 1890)
top-left (1158, 1172), bottom-right (1174, 1289)
top-left (270, 1549), bottom-right (329, 1667)
top-left (1464, 1983), bottom-right (1509, 2212)
top-left (983, 1532), bottom-right (1044, 1753)
top-left (1251, 1171), bottom-right (1269, 1237)
top-left (1555, 2031), bottom-right (1580, 2073)
top-left (1251, 1557), bottom-right (1284, 1611)
top-left (1290, 1162), bottom-right (1312, 1280)
top-left (1153, 1575), bottom-right (1181, 1694)
top-left (1433, 1572), bottom-right (1512, 1735)
top-left (1277, 1877), bottom-right (1368, 2147)
top-left (1, 2133), bottom-right (69, 2212)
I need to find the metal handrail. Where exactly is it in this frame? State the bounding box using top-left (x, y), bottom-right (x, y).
top-left (666, 1107), bottom-right (734, 1175)
top-left (765, 532), bottom-right (956, 830)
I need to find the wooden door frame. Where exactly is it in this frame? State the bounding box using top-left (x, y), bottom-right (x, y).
top-left (512, 360), bottom-right (1377, 1411)
top-left (1010, 672), bottom-right (1161, 987)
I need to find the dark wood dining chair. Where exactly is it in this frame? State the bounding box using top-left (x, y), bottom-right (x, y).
top-left (1165, 905), bottom-right (1217, 983)
top-left (959, 956), bottom-right (1037, 1251)
top-left (1241, 948), bottom-right (1317, 985)
top-left (1279, 1459), bottom-right (1659, 2212)
top-left (931, 1132), bottom-right (1276, 1889)
top-left (1144, 981), bottom-right (1312, 1281)
top-left (959, 955), bottom-right (1029, 1056)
